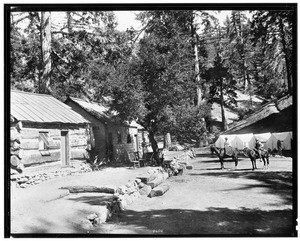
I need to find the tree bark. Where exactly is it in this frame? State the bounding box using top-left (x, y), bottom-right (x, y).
top-left (220, 78), bottom-right (227, 131)
top-left (148, 130), bottom-right (160, 165)
top-left (164, 133), bottom-right (171, 149)
top-left (39, 11), bottom-right (52, 94)
top-left (66, 11), bottom-right (72, 33)
top-left (190, 12), bottom-right (202, 106)
top-left (279, 17), bottom-right (292, 94)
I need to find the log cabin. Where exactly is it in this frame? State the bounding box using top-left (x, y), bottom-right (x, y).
top-left (65, 96), bottom-right (149, 162)
top-left (10, 90), bottom-right (91, 168)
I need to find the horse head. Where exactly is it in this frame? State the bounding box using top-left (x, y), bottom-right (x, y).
top-left (242, 147), bottom-right (251, 157)
top-left (210, 145), bottom-right (218, 155)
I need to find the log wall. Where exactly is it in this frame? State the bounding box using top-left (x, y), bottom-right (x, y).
top-left (20, 127), bottom-right (90, 166)
top-left (66, 100), bottom-right (108, 157)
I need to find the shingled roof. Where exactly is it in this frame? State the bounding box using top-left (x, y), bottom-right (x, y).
top-left (66, 96), bottom-right (112, 121)
top-left (10, 90), bottom-right (89, 125)
top-left (223, 95), bottom-right (293, 134)
top-left (66, 96), bottom-right (142, 128)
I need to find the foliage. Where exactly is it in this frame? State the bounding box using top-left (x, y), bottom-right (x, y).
top-left (250, 10), bottom-right (294, 95)
top-left (9, 9), bottom-right (295, 148)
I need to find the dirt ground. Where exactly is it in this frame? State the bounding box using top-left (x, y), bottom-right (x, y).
top-left (10, 151), bottom-right (296, 237)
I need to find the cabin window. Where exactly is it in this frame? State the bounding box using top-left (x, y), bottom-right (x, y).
top-left (127, 134), bottom-right (132, 143)
top-left (117, 131), bottom-right (122, 144)
top-left (39, 131), bottom-right (50, 156)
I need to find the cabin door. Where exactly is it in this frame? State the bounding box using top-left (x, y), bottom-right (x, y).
top-left (107, 132), bottom-right (114, 160)
top-left (61, 131), bottom-right (70, 166)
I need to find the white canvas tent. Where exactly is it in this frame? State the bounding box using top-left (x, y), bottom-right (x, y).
top-left (215, 134), bottom-right (236, 148)
top-left (249, 133), bottom-right (271, 149)
top-left (231, 133), bottom-right (254, 150)
top-left (269, 132), bottom-right (292, 150)
top-left (265, 134), bottom-right (278, 151)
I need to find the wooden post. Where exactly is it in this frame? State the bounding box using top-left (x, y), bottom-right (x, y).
top-left (164, 133), bottom-right (171, 149)
top-left (61, 130), bottom-right (70, 166)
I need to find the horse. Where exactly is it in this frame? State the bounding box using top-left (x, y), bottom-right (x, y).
top-left (243, 147), bottom-right (270, 170)
top-left (210, 145), bottom-right (239, 170)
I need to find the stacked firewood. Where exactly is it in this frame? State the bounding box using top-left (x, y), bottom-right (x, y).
top-left (10, 121), bottom-right (24, 173)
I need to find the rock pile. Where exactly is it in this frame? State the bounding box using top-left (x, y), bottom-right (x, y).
top-left (82, 167), bottom-right (171, 230)
top-left (11, 162), bottom-right (93, 188)
top-left (162, 150), bottom-right (194, 176)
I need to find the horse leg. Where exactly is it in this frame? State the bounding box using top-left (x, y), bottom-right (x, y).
top-left (262, 157), bottom-right (266, 169)
top-left (233, 156), bottom-right (238, 169)
top-left (220, 157), bottom-right (224, 170)
top-left (251, 157), bottom-right (255, 171)
top-left (252, 157), bottom-right (257, 170)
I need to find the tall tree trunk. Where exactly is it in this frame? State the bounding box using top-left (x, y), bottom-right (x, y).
top-left (39, 11), bottom-right (52, 94)
top-left (67, 11), bottom-right (72, 33)
top-left (236, 12), bottom-right (248, 91)
top-left (148, 130), bottom-right (161, 165)
top-left (194, 35), bottom-right (202, 106)
top-left (220, 78), bottom-right (227, 131)
top-left (279, 17), bottom-right (292, 94)
top-left (191, 13), bottom-right (202, 106)
top-left (164, 133), bottom-right (171, 150)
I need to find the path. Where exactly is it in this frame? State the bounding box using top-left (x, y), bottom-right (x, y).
top-left (10, 152), bottom-right (295, 236)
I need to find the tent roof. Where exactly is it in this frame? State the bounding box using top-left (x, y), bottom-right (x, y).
top-left (253, 133), bottom-right (271, 142)
top-left (234, 133), bottom-right (254, 142)
top-left (272, 132), bottom-right (291, 140)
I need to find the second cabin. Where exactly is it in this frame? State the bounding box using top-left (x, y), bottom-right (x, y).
top-left (65, 96), bottom-right (149, 162)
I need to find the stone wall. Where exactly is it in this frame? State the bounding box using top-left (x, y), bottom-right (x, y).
top-left (11, 162), bottom-right (92, 189)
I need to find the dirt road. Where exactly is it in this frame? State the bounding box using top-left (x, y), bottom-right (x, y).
top-left (10, 152), bottom-right (296, 236)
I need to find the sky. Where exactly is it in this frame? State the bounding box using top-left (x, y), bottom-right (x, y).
top-left (13, 10), bottom-right (235, 33)
top-left (114, 10), bottom-right (233, 31)
top-left (114, 11), bottom-right (142, 31)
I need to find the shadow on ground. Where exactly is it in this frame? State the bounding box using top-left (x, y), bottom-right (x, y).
top-left (67, 194), bottom-right (114, 206)
top-left (189, 171), bottom-right (293, 206)
top-left (17, 206), bottom-right (295, 236)
top-left (105, 207), bottom-right (295, 236)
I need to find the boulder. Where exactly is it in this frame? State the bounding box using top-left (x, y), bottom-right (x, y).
top-left (147, 175), bottom-right (164, 189)
top-left (20, 183), bottom-right (28, 188)
top-left (118, 197), bottom-right (127, 210)
top-left (117, 185), bottom-right (127, 195)
top-left (125, 180), bottom-right (136, 188)
top-left (11, 169), bottom-right (19, 175)
top-left (136, 174), bottom-right (156, 184)
top-left (10, 155), bottom-right (21, 167)
top-left (97, 205), bottom-right (110, 223)
top-left (135, 178), bottom-right (142, 184)
top-left (17, 177), bottom-right (28, 184)
top-left (148, 179), bottom-right (163, 189)
top-left (86, 213), bottom-right (98, 221)
top-left (93, 217), bottom-right (102, 226)
top-left (149, 184), bottom-right (170, 198)
top-left (139, 185), bottom-right (152, 196)
top-left (80, 219), bottom-right (94, 230)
